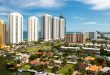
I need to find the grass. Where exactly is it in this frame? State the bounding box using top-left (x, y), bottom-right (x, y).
top-left (45, 68), bottom-right (52, 73)
top-left (20, 64), bottom-right (31, 70)
top-left (26, 45), bottom-right (52, 53)
top-left (58, 64), bottom-right (74, 75)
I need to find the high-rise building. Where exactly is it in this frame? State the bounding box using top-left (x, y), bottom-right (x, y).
top-left (0, 19), bottom-right (6, 48)
top-left (84, 32), bottom-right (97, 40)
top-left (59, 19), bottom-right (65, 39)
top-left (28, 16), bottom-right (38, 42)
top-left (8, 12), bottom-right (23, 44)
top-left (52, 17), bottom-right (60, 40)
top-left (42, 14), bottom-right (65, 41)
top-left (42, 14), bottom-right (52, 41)
top-left (52, 17), bottom-right (58, 40)
top-left (60, 15), bottom-right (66, 36)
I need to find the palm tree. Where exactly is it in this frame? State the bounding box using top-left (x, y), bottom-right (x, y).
top-left (91, 40), bottom-right (96, 46)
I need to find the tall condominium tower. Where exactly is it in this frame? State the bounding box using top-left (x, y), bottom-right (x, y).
top-left (59, 18), bottom-right (65, 39)
top-left (28, 16), bottom-right (38, 42)
top-left (52, 17), bottom-right (59, 40)
top-left (42, 14), bottom-right (52, 41)
top-left (0, 19), bottom-right (6, 48)
top-left (60, 15), bottom-right (66, 34)
top-left (8, 12), bottom-right (23, 44)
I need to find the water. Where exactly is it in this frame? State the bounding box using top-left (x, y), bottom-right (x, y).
top-left (103, 33), bottom-right (110, 38)
top-left (23, 31), bottom-right (41, 41)
top-left (6, 31), bottom-right (41, 43)
top-left (0, 56), bottom-right (33, 75)
top-left (23, 31), bottom-right (28, 41)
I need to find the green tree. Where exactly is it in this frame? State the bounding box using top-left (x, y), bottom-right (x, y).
top-left (91, 60), bottom-right (97, 65)
top-left (100, 45), bottom-right (105, 56)
top-left (62, 58), bottom-right (67, 66)
top-left (52, 65), bottom-right (59, 74)
top-left (29, 54), bottom-right (37, 60)
top-left (91, 40), bottom-right (96, 45)
top-left (33, 41), bottom-right (40, 45)
top-left (68, 69), bottom-right (73, 75)
top-left (85, 38), bottom-right (90, 43)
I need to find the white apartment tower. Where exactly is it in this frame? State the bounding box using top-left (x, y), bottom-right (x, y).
top-left (59, 19), bottom-right (65, 39)
top-left (42, 14), bottom-right (65, 41)
top-left (42, 14), bottom-right (52, 41)
top-left (8, 12), bottom-right (23, 44)
top-left (52, 17), bottom-right (59, 40)
top-left (28, 16), bottom-right (38, 42)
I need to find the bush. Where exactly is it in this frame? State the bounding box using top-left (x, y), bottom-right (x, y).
top-left (29, 54), bottom-right (37, 60)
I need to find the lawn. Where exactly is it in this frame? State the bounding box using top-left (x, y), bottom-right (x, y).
top-left (20, 64), bottom-right (31, 70)
top-left (45, 67), bottom-right (52, 73)
top-left (58, 64), bottom-right (74, 75)
top-left (26, 45), bottom-right (52, 53)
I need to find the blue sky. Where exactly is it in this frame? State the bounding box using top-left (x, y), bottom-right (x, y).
top-left (0, 0), bottom-right (110, 32)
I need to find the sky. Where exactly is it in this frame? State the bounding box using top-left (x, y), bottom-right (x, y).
top-left (0, 0), bottom-right (110, 32)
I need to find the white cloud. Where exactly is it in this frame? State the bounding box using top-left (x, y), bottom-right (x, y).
top-left (21, 0), bottom-right (65, 8)
top-left (72, 16), bottom-right (85, 20)
top-left (0, 0), bottom-right (67, 9)
top-left (0, 7), bottom-right (12, 16)
top-left (22, 12), bottom-right (47, 17)
top-left (35, 12), bottom-right (47, 17)
top-left (77, 0), bottom-right (110, 10)
top-left (0, 0), bottom-right (69, 15)
top-left (83, 21), bottom-right (97, 25)
top-left (100, 23), bottom-right (110, 26)
top-left (82, 21), bottom-right (110, 26)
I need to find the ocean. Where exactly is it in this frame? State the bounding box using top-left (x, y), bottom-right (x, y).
top-left (23, 31), bottom-right (28, 41)
top-left (23, 31), bottom-right (41, 41)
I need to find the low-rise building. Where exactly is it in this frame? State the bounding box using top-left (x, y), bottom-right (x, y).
top-left (65, 32), bottom-right (97, 44)
top-left (83, 32), bottom-right (97, 40)
top-left (16, 53), bottom-right (29, 63)
top-left (65, 32), bottom-right (86, 43)
top-left (84, 56), bottom-right (95, 61)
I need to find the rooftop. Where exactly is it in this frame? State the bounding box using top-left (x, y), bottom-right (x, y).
top-left (86, 65), bottom-right (102, 72)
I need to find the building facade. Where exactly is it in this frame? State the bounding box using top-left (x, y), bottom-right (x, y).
top-left (84, 32), bottom-right (97, 40)
top-left (52, 17), bottom-right (58, 40)
top-left (65, 32), bottom-right (85, 43)
top-left (0, 19), bottom-right (6, 48)
top-left (28, 16), bottom-right (38, 42)
top-left (52, 17), bottom-right (60, 40)
top-left (65, 33), bottom-right (76, 43)
top-left (42, 14), bottom-right (52, 41)
top-left (8, 12), bottom-right (23, 44)
top-left (60, 15), bottom-right (66, 35)
top-left (42, 14), bottom-right (65, 41)
top-left (59, 19), bottom-right (65, 39)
